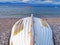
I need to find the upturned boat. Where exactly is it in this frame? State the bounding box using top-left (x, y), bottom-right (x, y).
top-left (10, 14), bottom-right (54, 45)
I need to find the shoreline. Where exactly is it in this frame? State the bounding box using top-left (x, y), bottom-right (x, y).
top-left (0, 17), bottom-right (60, 22)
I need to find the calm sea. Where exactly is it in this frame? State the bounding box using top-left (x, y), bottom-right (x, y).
top-left (0, 5), bottom-right (60, 18)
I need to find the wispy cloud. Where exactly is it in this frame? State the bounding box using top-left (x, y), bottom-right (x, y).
top-left (0, 0), bottom-right (21, 2)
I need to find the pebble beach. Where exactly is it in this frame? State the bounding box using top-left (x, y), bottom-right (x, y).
top-left (0, 18), bottom-right (60, 45)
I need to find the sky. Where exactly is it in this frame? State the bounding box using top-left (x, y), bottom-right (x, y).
top-left (0, 0), bottom-right (59, 2)
top-left (0, 0), bottom-right (21, 2)
top-left (0, 0), bottom-right (51, 2)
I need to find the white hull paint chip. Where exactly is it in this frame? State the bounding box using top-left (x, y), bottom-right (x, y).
top-left (10, 15), bottom-right (54, 45)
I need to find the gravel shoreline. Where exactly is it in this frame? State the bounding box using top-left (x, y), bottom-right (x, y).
top-left (0, 18), bottom-right (60, 45)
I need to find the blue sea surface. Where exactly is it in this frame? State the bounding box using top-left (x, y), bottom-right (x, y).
top-left (0, 5), bottom-right (60, 18)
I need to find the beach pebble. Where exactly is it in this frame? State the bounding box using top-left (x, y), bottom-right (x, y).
top-left (50, 23), bottom-right (60, 45)
top-left (0, 30), bottom-right (11, 45)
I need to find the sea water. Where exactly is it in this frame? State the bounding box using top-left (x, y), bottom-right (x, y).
top-left (0, 5), bottom-right (60, 18)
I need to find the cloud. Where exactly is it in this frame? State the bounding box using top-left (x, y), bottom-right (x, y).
top-left (22, 0), bottom-right (29, 2)
top-left (0, 0), bottom-right (21, 2)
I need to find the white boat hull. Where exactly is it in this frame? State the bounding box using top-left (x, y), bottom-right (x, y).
top-left (10, 17), bottom-right (54, 45)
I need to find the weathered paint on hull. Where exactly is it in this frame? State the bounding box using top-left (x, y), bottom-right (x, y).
top-left (10, 17), bottom-right (54, 45)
